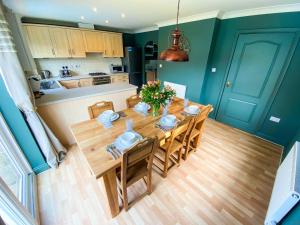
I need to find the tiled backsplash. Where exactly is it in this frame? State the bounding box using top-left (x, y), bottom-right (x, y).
top-left (35, 53), bottom-right (122, 77)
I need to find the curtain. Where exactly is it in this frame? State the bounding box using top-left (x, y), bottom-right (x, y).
top-left (0, 6), bottom-right (66, 168)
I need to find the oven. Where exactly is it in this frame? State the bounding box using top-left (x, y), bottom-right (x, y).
top-left (93, 76), bottom-right (111, 85)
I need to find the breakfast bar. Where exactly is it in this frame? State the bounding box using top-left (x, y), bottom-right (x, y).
top-left (70, 98), bottom-right (206, 217)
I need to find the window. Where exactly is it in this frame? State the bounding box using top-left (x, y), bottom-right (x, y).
top-left (0, 113), bottom-right (38, 225)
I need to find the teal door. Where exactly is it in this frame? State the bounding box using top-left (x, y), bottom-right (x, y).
top-left (216, 32), bottom-right (295, 133)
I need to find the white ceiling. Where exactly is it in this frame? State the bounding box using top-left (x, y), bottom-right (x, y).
top-left (3, 0), bottom-right (300, 32)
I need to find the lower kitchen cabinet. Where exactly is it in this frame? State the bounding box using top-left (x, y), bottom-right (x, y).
top-left (79, 78), bottom-right (93, 87)
top-left (59, 80), bottom-right (80, 89)
top-left (111, 75), bottom-right (129, 83)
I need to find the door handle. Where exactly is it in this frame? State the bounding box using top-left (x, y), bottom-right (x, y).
top-left (226, 81), bottom-right (232, 87)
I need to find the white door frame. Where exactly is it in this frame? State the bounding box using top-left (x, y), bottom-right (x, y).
top-left (0, 113), bottom-right (39, 225)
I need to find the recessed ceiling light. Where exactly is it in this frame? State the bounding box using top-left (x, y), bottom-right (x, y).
top-left (121, 13), bottom-right (126, 18)
top-left (93, 7), bottom-right (97, 12)
top-left (80, 16), bottom-right (85, 20)
top-left (105, 20), bottom-right (109, 24)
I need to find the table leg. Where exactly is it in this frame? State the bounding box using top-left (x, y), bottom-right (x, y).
top-left (103, 169), bottom-right (120, 217)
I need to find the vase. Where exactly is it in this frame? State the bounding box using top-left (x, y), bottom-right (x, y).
top-left (151, 103), bottom-right (160, 117)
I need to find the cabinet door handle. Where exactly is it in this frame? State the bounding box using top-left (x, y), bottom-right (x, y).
top-left (72, 49), bottom-right (75, 55)
top-left (52, 48), bottom-right (55, 56)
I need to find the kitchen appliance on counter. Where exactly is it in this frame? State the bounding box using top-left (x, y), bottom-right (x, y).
top-left (28, 75), bottom-right (41, 92)
top-left (40, 70), bottom-right (51, 79)
top-left (110, 64), bottom-right (124, 73)
top-left (122, 47), bottom-right (142, 88)
top-left (59, 66), bottom-right (72, 78)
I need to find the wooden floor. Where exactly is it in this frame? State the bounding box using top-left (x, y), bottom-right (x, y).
top-left (37, 119), bottom-right (282, 225)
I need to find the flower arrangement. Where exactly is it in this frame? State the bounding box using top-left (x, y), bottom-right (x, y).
top-left (140, 80), bottom-right (176, 116)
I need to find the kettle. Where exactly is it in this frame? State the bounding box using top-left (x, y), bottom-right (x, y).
top-left (40, 70), bottom-right (51, 79)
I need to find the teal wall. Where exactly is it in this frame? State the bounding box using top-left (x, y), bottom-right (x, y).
top-left (157, 18), bottom-right (218, 103)
top-left (200, 12), bottom-right (300, 150)
top-left (135, 30), bottom-right (159, 84)
top-left (0, 78), bottom-right (48, 173)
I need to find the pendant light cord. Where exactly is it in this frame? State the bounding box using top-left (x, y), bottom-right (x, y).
top-left (176, 0), bottom-right (180, 30)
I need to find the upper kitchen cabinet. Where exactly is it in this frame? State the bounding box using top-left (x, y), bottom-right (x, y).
top-left (49, 27), bottom-right (71, 58)
top-left (103, 32), bottom-right (124, 58)
top-left (23, 25), bottom-right (55, 58)
top-left (23, 24), bottom-right (123, 58)
top-left (82, 30), bottom-right (104, 53)
top-left (66, 29), bottom-right (86, 57)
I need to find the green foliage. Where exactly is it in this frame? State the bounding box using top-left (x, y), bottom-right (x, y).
top-left (140, 80), bottom-right (176, 106)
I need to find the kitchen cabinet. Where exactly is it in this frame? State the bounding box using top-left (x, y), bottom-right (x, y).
top-left (49, 27), bottom-right (71, 58)
top-left (82, 30), bottom-right (104, 52)
top-left (23, 25), bottom-right (55, 58)
top-left (79, 78), bottom-right (93, 87)
top-left (67, 29), bottom-right (86, 57)
top-left (23, 24), bottom-right (123, 58)
top-left (59, 80), bottom-right (80, 89)
top-left (111, 74), bottom-right (128, 83)
top-left (103, 32), bottom-right (123, 58)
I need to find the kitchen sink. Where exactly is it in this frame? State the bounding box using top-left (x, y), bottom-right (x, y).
top-left (40, 80), bottom-right (61, 90)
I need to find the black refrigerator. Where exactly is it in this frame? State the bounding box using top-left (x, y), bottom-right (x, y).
top-left (122, 47), bottom-right (142, 88)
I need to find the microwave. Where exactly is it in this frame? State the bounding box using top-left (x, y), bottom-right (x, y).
top-left (110, 64), bottom-right (124, 73)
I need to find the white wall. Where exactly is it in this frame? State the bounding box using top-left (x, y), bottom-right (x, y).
top-left (35, 54), bottom-right (122, 77)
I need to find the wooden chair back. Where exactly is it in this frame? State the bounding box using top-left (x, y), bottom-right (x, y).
top-left (126, 95), bottom-right (141, 108)
top-left (193, 104), bottom-right (213, 131)
top-left (121, 137), bottom-right (157, 184)
top-left (88, 101), bottom-right (114, 119)
top-left (167, 118), bottom-right (192, 149)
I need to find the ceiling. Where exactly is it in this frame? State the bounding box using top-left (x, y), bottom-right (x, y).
top-left (3, 0), bottom-right (300, 32)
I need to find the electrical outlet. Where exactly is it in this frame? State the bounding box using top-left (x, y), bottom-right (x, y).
top-left (159, 64), bottom-right (163, 68)
top-left (270, 116), bottom-right (280, 123)
top-left (211, 68), bottom-right (216, 73)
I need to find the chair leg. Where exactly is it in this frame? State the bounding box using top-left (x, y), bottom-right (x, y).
top-left (147, 172), bottom-right (152, 194)
top-left (177, 148), bottom-right (182, 166)
top-left (193, 134), bottom-right (202, 151)
top-left (122, 185), bottom-right (129, 211)
top-left (163, 152), bottom-right (169, 178)
top-left (183, 141), bottom-right (190, 160)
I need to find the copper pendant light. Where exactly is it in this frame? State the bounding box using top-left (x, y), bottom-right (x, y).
top-left (159, 0), bottom-right (189, 62)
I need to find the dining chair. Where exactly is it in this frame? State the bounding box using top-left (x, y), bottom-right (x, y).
top-left (182, 104), bottom-right (213, 160)
top-left (126, 94), bottom-right (141, 108)
top-left (88, 101), bottom-right (114, 119)
top-left (117, 137), bottom-right (158, 211)
top-left (154, 117), bottom-right (193, 178)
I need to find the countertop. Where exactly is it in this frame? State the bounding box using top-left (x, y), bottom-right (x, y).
top-left (46, 72), bottom-right (128, 81)
top-left (36, 83), bottom-right (137, 106)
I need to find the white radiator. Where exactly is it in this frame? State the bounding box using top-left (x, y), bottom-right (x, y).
top-left (265, 141), bottom-right (300, 225)
top-left (163, 81), bottom-right (186, 99)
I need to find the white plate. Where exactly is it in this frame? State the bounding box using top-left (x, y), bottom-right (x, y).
top-left (184, 105), bottom-right (200, 115)
top-left (160, 115), bottom-right (176, 127)
top-left (110, 113), bottom-right (120, 121)
top-left (114, 131), bottom-right (143, 152)
top-left (135, 102), bottom-right (150, 111)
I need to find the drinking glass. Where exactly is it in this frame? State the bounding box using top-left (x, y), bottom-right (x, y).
top-left (184, 98), bottom-right (189, 108)
top-left (100, 113), bottom-right (112, 128)
top-left (126, 119), bottom-right (133, 131)
top-left (163, 107), bottom-right (168, 116)
top-left (142, 105), bottom-right (148, 116)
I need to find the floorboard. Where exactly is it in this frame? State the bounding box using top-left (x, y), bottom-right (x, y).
top-left (37, 119), bottom-right (282, 225)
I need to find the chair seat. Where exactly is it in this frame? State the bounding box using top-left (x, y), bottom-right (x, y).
top-left (160, 139), bottom-right (183, 153)
top-left (117, 159), bottom-right (148, 186)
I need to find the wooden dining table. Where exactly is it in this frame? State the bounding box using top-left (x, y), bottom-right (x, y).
top-left (70, 98), bottom-right (206, 217)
